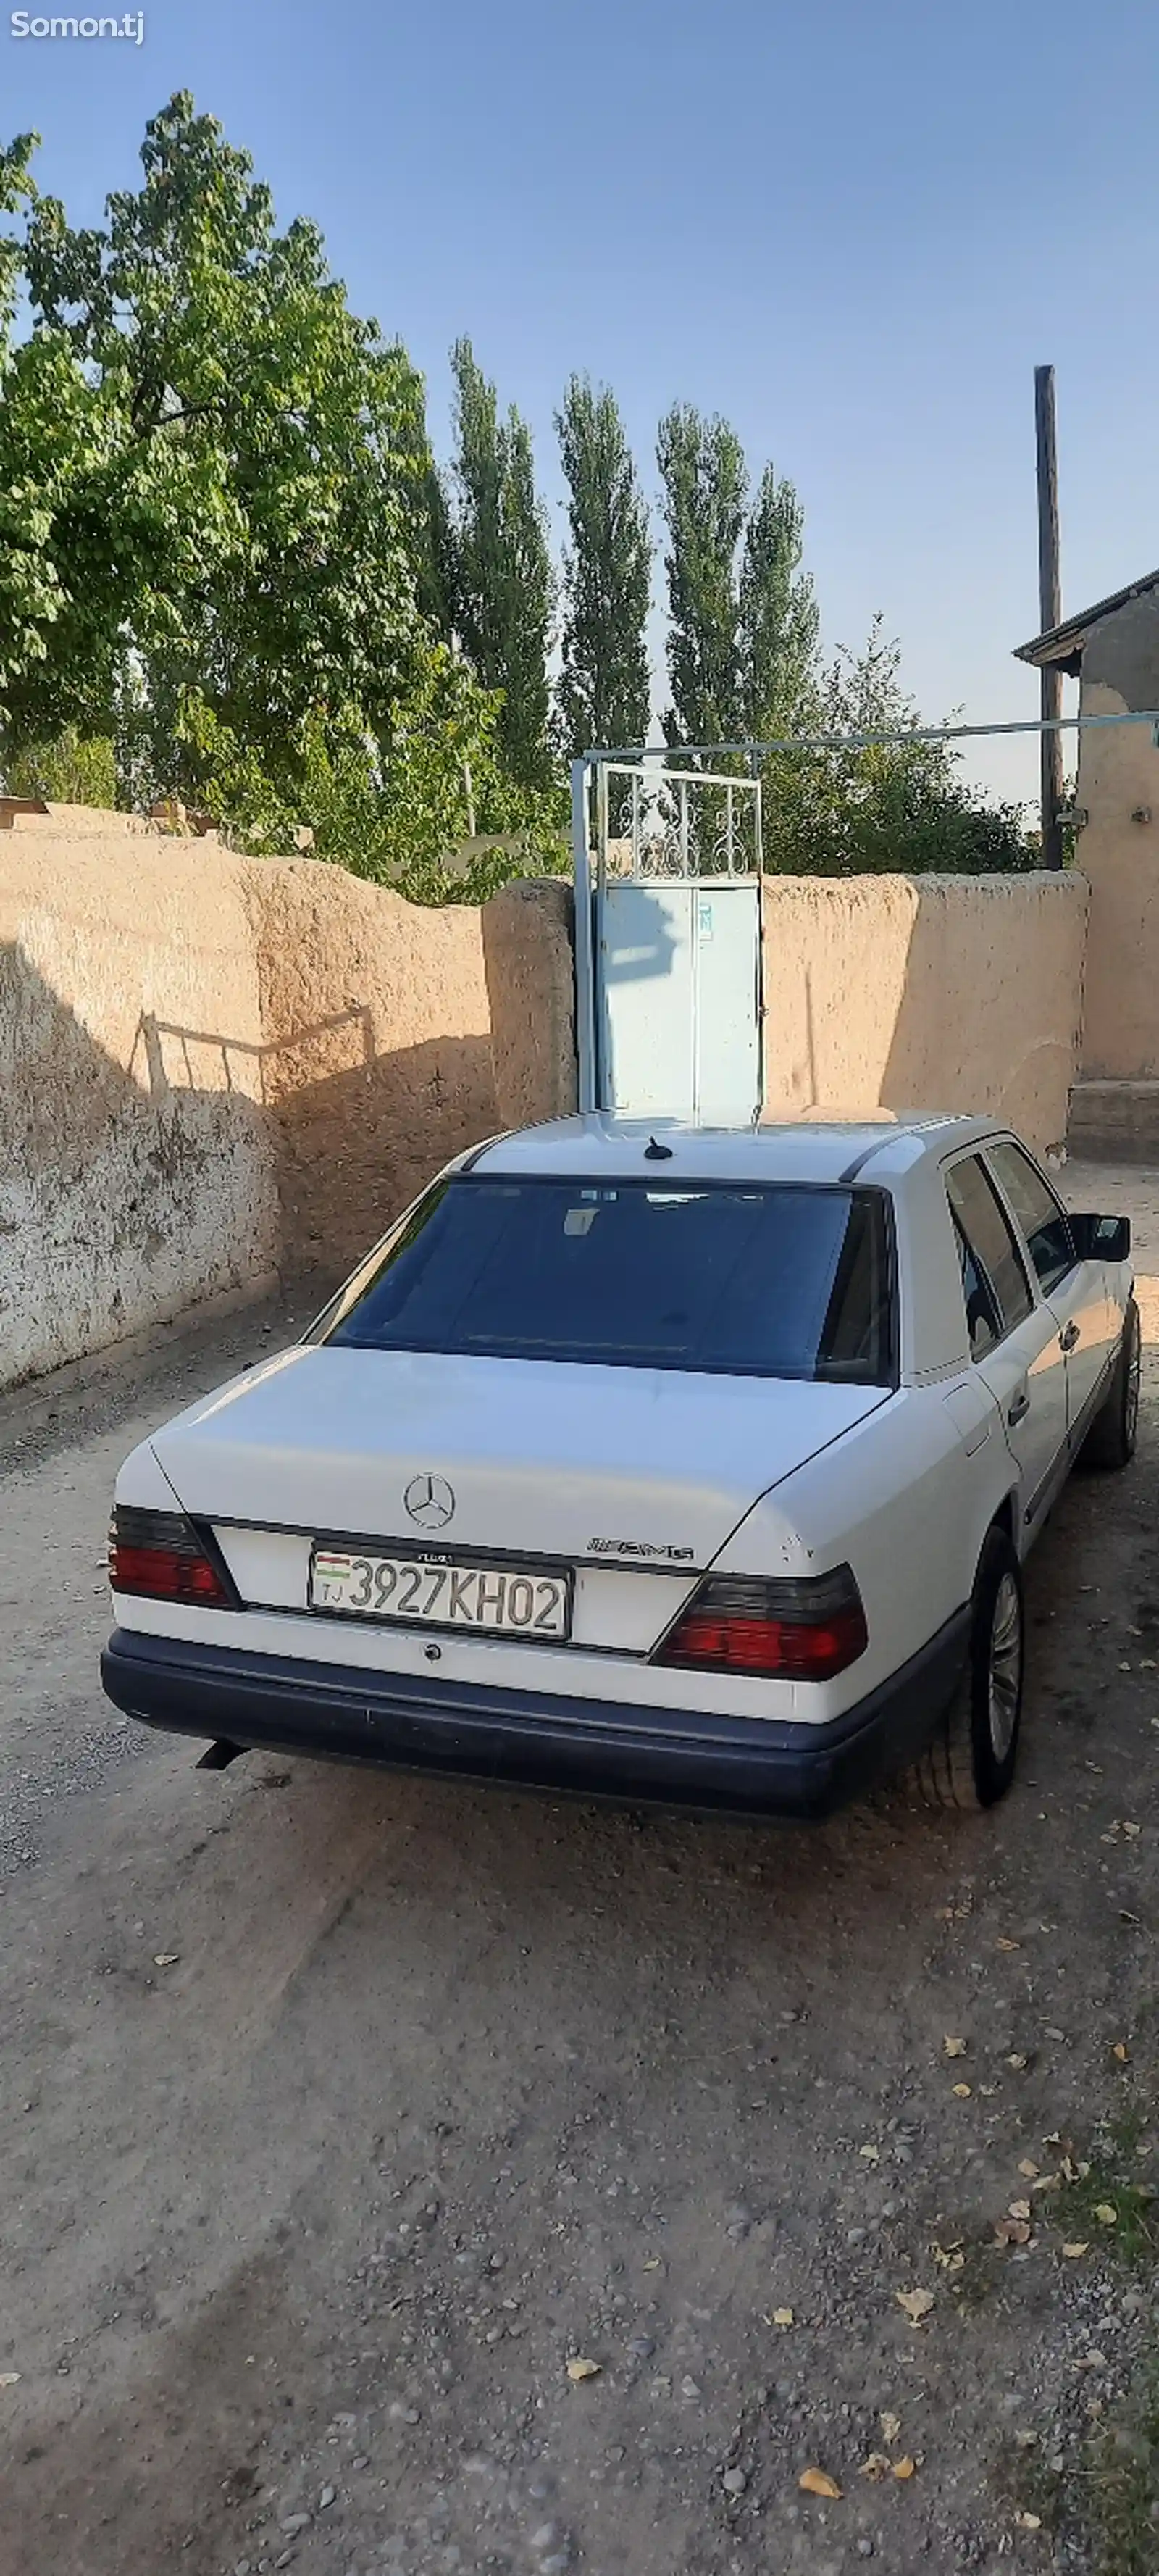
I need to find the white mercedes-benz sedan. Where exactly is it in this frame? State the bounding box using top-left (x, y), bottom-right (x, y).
top-left (101, 1114), bottom-right (1138, 1818)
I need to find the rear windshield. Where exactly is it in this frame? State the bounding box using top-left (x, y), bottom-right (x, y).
top-left (317, 1177), bottom-right (896, 1385)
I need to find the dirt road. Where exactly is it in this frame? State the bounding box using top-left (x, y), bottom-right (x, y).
top-left (2, 1171), bottom-right (1157, 2576)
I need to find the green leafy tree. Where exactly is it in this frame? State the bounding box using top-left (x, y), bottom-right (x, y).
top-left (657, 406), bottom-right (818, 754)
top-left (1, 131), bottom-right (35, 340)
top-left (556, 376), bottom-right (650, 758)
top-left (1, 130), bottom-right (134, 742)
top-left (737, 464), bottom-right (819, 738)
top-left (4, 724), bottom-right (116, 805)
top-left (657, 404), bottom-right (747, 746)
top-left (443, 338), bottom-right (555, 797)
top-left (0, 96), bottom-right (500, 893)
top-left (761, 620), bottom-right (1034, 875)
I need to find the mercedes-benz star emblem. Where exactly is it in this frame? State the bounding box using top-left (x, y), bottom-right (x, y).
top-left (404, 1472), bottom-right (456, 1530)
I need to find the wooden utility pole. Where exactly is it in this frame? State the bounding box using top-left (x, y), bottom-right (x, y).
top-left (1034, 364), bottom-right (1064, 868)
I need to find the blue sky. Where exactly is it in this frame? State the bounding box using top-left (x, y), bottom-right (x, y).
top-left (6, 0), bottom-right (1158, 803)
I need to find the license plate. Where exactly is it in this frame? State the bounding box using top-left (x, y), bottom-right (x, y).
top-left (309, 1547), bottom-right (572, 1639)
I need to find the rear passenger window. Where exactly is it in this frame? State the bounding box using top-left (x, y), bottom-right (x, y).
top-left (953, 1222), bottom-right (1002, 1359)
top-left (987, 1141), bottom-right (1075, 1295)
top-left (947, 1155), bottom-right (1034, 1354)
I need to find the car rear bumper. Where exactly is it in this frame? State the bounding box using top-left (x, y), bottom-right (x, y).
top-left (101, 1609), bottom-right (970, 1820)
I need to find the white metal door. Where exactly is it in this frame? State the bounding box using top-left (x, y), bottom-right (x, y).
top-left (975, 1309), bottom-right (1069, 1541)
top-left (582, 761), bottom-right (763, 1122)
top-left (595, 878), bottom-right (761, 1119)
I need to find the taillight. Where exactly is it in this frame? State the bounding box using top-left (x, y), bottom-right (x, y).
top-left (653, 1567), bottom-right (867, 1682)
top-left (108, 1506), bottom-right (236, 1609)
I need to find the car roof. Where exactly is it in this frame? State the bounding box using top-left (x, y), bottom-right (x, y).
top-left (468, 1112), bottom-right (1005, 1187)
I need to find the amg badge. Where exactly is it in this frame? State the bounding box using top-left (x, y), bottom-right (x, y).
top-left (587, 1537), bottom-right (695, 1563)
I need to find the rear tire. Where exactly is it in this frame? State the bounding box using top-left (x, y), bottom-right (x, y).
top-left (1078, 1299), bottom-right (1140, 1472)
top-left (912, 1527), bottom-right (1024, 1812)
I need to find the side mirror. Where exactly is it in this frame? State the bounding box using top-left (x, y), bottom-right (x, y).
top-left (1072, 1212), bottom-right (1131, 1262)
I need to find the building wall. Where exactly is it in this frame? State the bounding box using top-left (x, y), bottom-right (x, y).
top-left (0, 811), bottom-right (574, 1392)
top-left (1074, 594), bottom-right (1159, 1080)
top-left (761, 871), bottom-right (1089, 1154)
top-left (0, 799), bottom-right (1100, 1395)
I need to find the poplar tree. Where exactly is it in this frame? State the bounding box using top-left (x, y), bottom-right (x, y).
top-left (556, 375), bottom-right (650, 757)
top-left (445, 338), bottom-right (554, 795)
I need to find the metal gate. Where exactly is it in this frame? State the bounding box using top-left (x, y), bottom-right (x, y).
top-left (573, 759), bottom-right (763, 1121)
top-left (572, 705), bottom-right (1159, 1125)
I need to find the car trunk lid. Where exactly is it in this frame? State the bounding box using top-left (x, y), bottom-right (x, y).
top-left (151, 1344), bottom-right (888, 1571)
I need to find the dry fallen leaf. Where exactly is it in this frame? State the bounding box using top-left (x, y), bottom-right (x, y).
top-left (880, 2411), bottom-right (903, 2445)
top-left (895, 2288), bottom-right (934, 2325)
top-left (997, 1937), bottom-right (1021, 1951)
top-left (1121, 1821), bottom-right (1142, 1839)
top-left (152, 1954), bottom-right (180, 1968)
top-left (799, 2467), bottom-right (842, 2500)
top-left (943, 2036), bottom-right (968, 2058)
top-left (1094, 2204), bottom-right (1118, 2227)
top-left (566, 2358), bottom-right (601, 2383)
top-left (858, 2143), bottom-right (881, 2162)
top-left (1009, 2200), bottom-right (1033, 2222)
top-left (952, 2083), bottom-right (973, 2099)
top-left (892, 2456), bottom-right (918, 2481)
top-left (995, 2217), bottom-right (1033, 2246)
top-left (1018, 2160), bottom-right (1040, 2180)
top-left (1014, 2509), bottom-right (1043, 2531)
top-left (1062, 2242), bottom-right (1089, 2259)
top-left (860, 2452), bottom-right (892, 2481)
top-left (1007, 2054), bottom-right (1029, 2071)
top-left (1112, 2041), bottom-right (1130, 2064)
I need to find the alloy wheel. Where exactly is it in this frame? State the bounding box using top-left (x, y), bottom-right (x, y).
top-left (1126, 1312), bottom-right (1142, 1451)
top-left (987, 1570), bottom-right (1022, 1762)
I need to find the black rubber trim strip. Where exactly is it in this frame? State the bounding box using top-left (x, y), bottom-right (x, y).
top-left (837, 1136), bottom-right (898, 1183)
top-left (458, 1129), bottom-right (519, 1173)
top-left (101, 1603), bottom-right (971, 1821)
top-left (205, 1513), bottom-right (703, 1576)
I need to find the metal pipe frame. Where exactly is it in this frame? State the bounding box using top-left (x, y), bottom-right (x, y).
top-left (569, 709), bottom-right (1159, 1114)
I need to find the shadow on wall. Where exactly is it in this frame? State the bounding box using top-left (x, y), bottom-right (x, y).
top-left (1, 946), bottom-right (501, 1390)
top-left (1, 868), bottom-right (577, 1393)
top-left (761, 878), bottom-right (1087, 1155)
top-left (0, 945), bottom-right (276, 1389)
top-left (129, 1004), bottom-right (499, 1283)
top-left (253, 1026), bottom-right (498, 1282)
top-left (874, 885), bottom-right (1081, 1147)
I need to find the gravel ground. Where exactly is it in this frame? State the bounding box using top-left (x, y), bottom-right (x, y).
top-left (1, 1175), bottom-right (1156, 2576)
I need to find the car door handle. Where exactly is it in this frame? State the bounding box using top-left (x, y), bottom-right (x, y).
top-left (1059, 1321), bottom-right (1080, 1353)
top-left (1008, 1391), bottom-right (1030, 1425)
